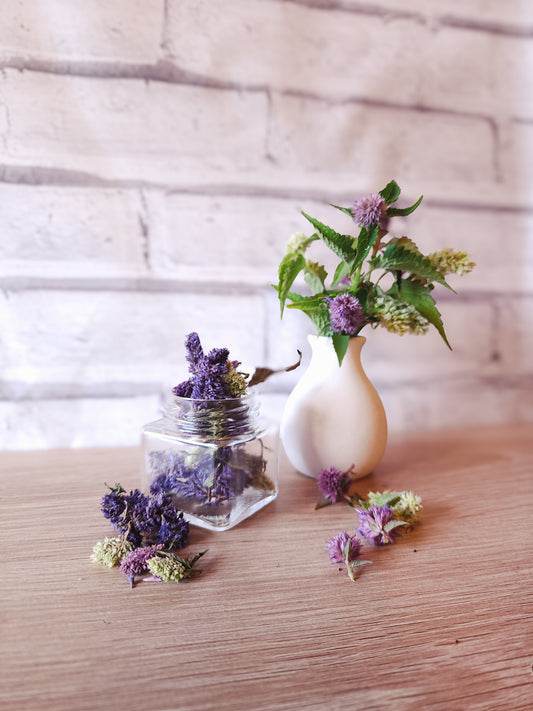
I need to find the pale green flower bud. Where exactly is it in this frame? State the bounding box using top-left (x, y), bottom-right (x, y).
top-left (91, 537), bottom-right (133, 568)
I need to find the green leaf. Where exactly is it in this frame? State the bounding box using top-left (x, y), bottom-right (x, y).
top-left (301, 212), bottom-right (357, 265)
top-left (332, 333), bottom-right (350, 366)
top-left (390, 279), bottom-right (452, 349)
top-left (387, 194), bottom-right (423, 217)
top-left (304, 261), bottom-right (328, 294)
top-left (383, 519), bottom-right (408, 532)
top-left (379, 180), bottom-right (401, 205)
top-left (353, 224), bottom-right (379, 273)
top-left (286, 292), bottom-right (332, 336)
top-left (329, 203), bottom-right (354, 218)
top-left (332, 261), bottom-right (350, 287)
top-left (276, 251), bottom-right (306, 315)
top-left (370, 242), bottom-right (453, 289)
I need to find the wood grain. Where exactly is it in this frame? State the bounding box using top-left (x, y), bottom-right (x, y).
top-left (1, 424), bottom-right (532, 711)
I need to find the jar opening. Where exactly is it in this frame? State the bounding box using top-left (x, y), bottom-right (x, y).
top-left (162, 393), bottom-right (260, 442)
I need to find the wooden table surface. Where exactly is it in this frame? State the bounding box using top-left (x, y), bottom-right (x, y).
top-left (1, 424), bottom-right (532, 711)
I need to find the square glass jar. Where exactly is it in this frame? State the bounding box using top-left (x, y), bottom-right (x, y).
top-left (142, 394), bottom-right (279, 531)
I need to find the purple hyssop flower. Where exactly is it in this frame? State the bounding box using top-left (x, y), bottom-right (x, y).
top-left (352, 192), bottom-right (387, 228)
top-left (327, 531), bottom-right (362, 564)
top-left (317, 466), bottom-right (350, 503)
top-left (327, 294), bottom-right (366, 335)
top-left (357, 505), bottom-right (403, 545)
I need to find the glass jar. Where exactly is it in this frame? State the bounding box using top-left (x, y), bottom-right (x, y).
top-left (142, 393), bottom-right (279, 531)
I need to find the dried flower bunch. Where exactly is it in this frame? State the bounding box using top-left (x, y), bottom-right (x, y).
top-left (275, 180), bottom-right (474, 364)
top-left (173, 331), bottom-right (301, 399)
top-left (318, 467), bottom-right (422, 582)
top-left (91, 483), bottom-right (206, 587)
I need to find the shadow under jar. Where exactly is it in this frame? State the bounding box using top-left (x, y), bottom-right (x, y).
top-left (142, 394), bottom-right (279, 531)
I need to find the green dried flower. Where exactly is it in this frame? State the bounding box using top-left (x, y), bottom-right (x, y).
top-left (223, 361), bottom-right (249, 397)
top-left (146, 550), bottom-right (207, 583)
top-left (429, 248), bottom-right (475, 276)
top-left (372, 294), bottom-right (429, 335)
top-left (91, 536), bottom-right (133, 568)
top-left (393, 491), bottom-right (423, 525)
top-left (147, 556), bottom-right (186, 582)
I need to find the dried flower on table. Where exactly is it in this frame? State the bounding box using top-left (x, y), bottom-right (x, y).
top-left (356, 504), bottom-right (408, 546)
top-left (91, 536), bottom-right (133, 568)
top-left (327, 531), bottom-right (371, 582)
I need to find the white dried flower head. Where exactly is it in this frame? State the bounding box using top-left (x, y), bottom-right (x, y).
top-left (285, 231), bottom-right (309, 255)
top-left (393, 491), bottom-right (423, 525)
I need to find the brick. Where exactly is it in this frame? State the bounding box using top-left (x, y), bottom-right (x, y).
top-left (0, 0), bottom-right (164, 65)
top-left (166, 1), bottom-right (425, 106)
top-left (339, 0), bottom-right (533, 26)
top-left (267, 94), bottom-right (496, 186)
top-left (0, 71), bottom-right (268, 183)
top-left (0, 395), bottom-right (161, 450)
top-left (0, 290), bottom-right (266, 395)
top-left (500, 121), bottom-right (533, 188)
top-left (0, 184), bottom-right (147, 278)
top-left (380, 376), bottom-right (533, 434)
top-left (146, 192), bottom-right (342, 284)
top-left (498, 295), bottom-right (533, 375)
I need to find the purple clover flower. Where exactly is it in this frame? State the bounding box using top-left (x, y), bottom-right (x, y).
top-left (357, 504), bottom-right (406, 545)
top-left (327, 531), bottom-right (362, 564)
top-left (352, 192), bottom-right (387, 228)
top-left (327, 293), bottom-right (366, 335)
top-left (120, 546), bottom-right (161, 587)
top-left (317, 466), bottom-right (350, 503)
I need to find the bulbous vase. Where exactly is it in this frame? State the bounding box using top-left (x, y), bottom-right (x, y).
top-left (280, 335), bottom-right (387, 479)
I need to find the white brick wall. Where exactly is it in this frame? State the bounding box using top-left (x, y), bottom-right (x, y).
top-left (1, 0), bottom-right (532, 449)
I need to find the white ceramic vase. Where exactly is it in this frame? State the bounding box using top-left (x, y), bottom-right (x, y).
top-left (280, 335), bottom-right (387, 479)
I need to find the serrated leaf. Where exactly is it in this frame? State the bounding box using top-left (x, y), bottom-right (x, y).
top-left (370, 242), bottom-right (453, 289)
top-left (353, 224), bottom-right (379, 273)
top-left (390, 279), bottom-right (452, 349)
top-left (329, 203), bottom-right (354, 218)
top-left (332, 260), bottom-right (350, 287)
top-left (277, 251), bottom-right (306, 315)
top-left (302, 212), bottom-right (357, 265)
top-left (332, 332), bottom-right (350, 366)
top-left (387, 194), bottom-right (423, 217)
top-left (367, 490), bottom-right (403, 507)
top-left (379, 180), bottom-right (401, 205)
top-left (304, 261), bottom-right (328, 294)
top-left (286, 292), bottom-right (332, 336)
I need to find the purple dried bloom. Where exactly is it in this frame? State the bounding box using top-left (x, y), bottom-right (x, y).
top-left (172, 333), bottom-right (240, 400)
top-left (352, 192), bottom-right (387, 228)
top-left (317, 466), bottom-right (350, 503)
top-left (327, 293), bottom-right (366, 335)
top-left (100, 485), bottom-right (189, 550)
top-left (120, 546), bottom-right (160, 586)
top-left (173, 380), bottom-right (193, 397)
top-left (327, 531), bottom-right (362, 564)
top-left (184, 332), bottom-right (204, 373)
top-left (357, 505), bottom-right (405, 545)
top-left (101, 491), bottom-right (127, 529)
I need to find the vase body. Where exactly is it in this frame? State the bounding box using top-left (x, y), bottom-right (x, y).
top-left (142, 394), bottom-right (279, 531)
top-left (280, 335), bottom-right (387, 479)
